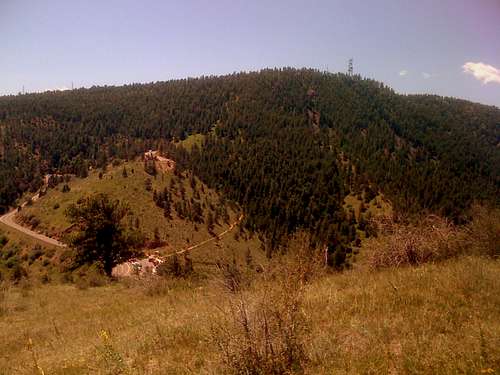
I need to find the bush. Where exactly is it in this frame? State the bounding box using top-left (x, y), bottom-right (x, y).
top-left (365, 207), bottom-right (500, 270)
top-left (9, 264), bottom-right (27, 283)
top-left (5, 255), bottom-right (20, 269)
top-left (364, 215), bottom-right (459, 269)
top-left (0, 235), bottom-right (8, 247)
top-left (217, 258), bottom-right (243, 293)
top-left (212, 265), bottom-right (309, 374)
top-left (28, 245), bottom-right (44, 264)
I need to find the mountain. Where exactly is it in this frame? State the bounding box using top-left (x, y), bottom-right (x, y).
top-left (1, 68), bottom-right (499, 255)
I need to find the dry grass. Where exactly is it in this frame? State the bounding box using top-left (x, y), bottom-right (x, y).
top-left (212, 285), bottom-right (307, 374)
top-left (0, 254), bottom-right (498, 374)
top-left (211, 246), bottom-right (317, 374)
top-left (1, 214), bottom-right (499, 374)
top-left (462, 205), bottom-right (500, 258)
top-left (0, 282), bottom-right (9, 317)
top-left (305, 255), bottom-right (500, 374)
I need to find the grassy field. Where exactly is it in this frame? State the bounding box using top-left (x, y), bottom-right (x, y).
top-left (3, 160), bottom-right (498, 374)
top-left (175, 133), bottom-right (206, 151)
top-left (0, 255), bottom-right (498, 374)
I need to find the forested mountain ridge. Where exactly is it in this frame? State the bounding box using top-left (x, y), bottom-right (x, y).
top-left (0, 68), bottom-right (499, 253)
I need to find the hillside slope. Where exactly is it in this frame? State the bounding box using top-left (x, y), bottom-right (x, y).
top-left (1, 68), bottom-right (498, 253)
top-left (1, 255), bottom-right (498, 373)
top-left (14, 159), bottom-right (263, 270)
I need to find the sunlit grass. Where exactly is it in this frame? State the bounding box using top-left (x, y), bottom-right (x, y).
top-left (1, 255), bottom-right (498, 374)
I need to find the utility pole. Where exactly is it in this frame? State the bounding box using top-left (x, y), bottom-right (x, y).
top-left (348, 58), bottom-right (353, 76)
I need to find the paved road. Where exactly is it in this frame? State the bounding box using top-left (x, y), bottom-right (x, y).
top-left (0, 195), bottom-right (66, 248)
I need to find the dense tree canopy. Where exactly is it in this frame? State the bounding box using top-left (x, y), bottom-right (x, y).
top-left (65, 193), bottom-right (142, 275)
top-left (1, 68), bottom-right (498, 253)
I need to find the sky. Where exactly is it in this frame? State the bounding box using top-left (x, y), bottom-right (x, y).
top-left (1, 0), bottom-right (499, 106)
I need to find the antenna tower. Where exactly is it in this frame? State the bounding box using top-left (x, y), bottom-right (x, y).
top-left (348, 58), bottom-right (353, 76)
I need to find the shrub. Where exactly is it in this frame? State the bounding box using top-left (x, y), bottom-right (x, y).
top-left (28, 245), bottom-right (44, 264)
top-left (212, 265), bottom-right (309, 374)
top-left (365, 207), bottom-right (500, 270)
top-left (141, 277), bottom-right (172, 297)
top-left (53, 203), bottom-right (60, 210)
top-left (364, 215), bottom-right (459, 269)
top-left (9, 264), bottom-right (27, 283)
top-left (216, 257), bottom-right (244, 293)
top-left (144, 178), bottom-right (152, 191)
top-left (5, 255), bottom-right (20, 269)
top-left (0, 235), bottom-right (8, 247)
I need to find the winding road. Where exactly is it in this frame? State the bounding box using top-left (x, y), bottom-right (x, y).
top-left (0, 195), bottom-right (66, 248)
top-left (0, 188), bottom-right (242, 276)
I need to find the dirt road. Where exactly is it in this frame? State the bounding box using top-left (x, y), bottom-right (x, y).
top-left (0, 194), bottom-right (66, 248)
top-left (112, 214), bottom-right (244, 277)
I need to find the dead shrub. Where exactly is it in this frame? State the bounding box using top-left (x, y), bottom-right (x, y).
top-left (212, 256), bottom-right (311, 374)
top-left (217, 257), bottom-right (244, 293)
top-left (365, 215), bottom-right (460, 269)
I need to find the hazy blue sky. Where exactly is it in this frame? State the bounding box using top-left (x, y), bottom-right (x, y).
top-left (1, 0), bottom-right (499, 106)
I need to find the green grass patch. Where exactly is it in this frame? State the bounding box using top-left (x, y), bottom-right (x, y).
top-left (175, 133), bottom-right (206, 151)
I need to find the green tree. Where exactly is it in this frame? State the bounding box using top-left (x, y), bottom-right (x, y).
top-left (207, 211), bottom-right (215, 234)
top-left (65, 193), bottom-right (142, 276)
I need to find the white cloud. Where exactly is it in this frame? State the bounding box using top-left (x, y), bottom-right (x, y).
top-left (399, 70), bottom-right (408, 76)
top-left (422, 72), bottom-right (432, 79)
top-left (42, 86), bottom-right (70, 93)
top-left (463, 62), bottom-right (500, 84)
